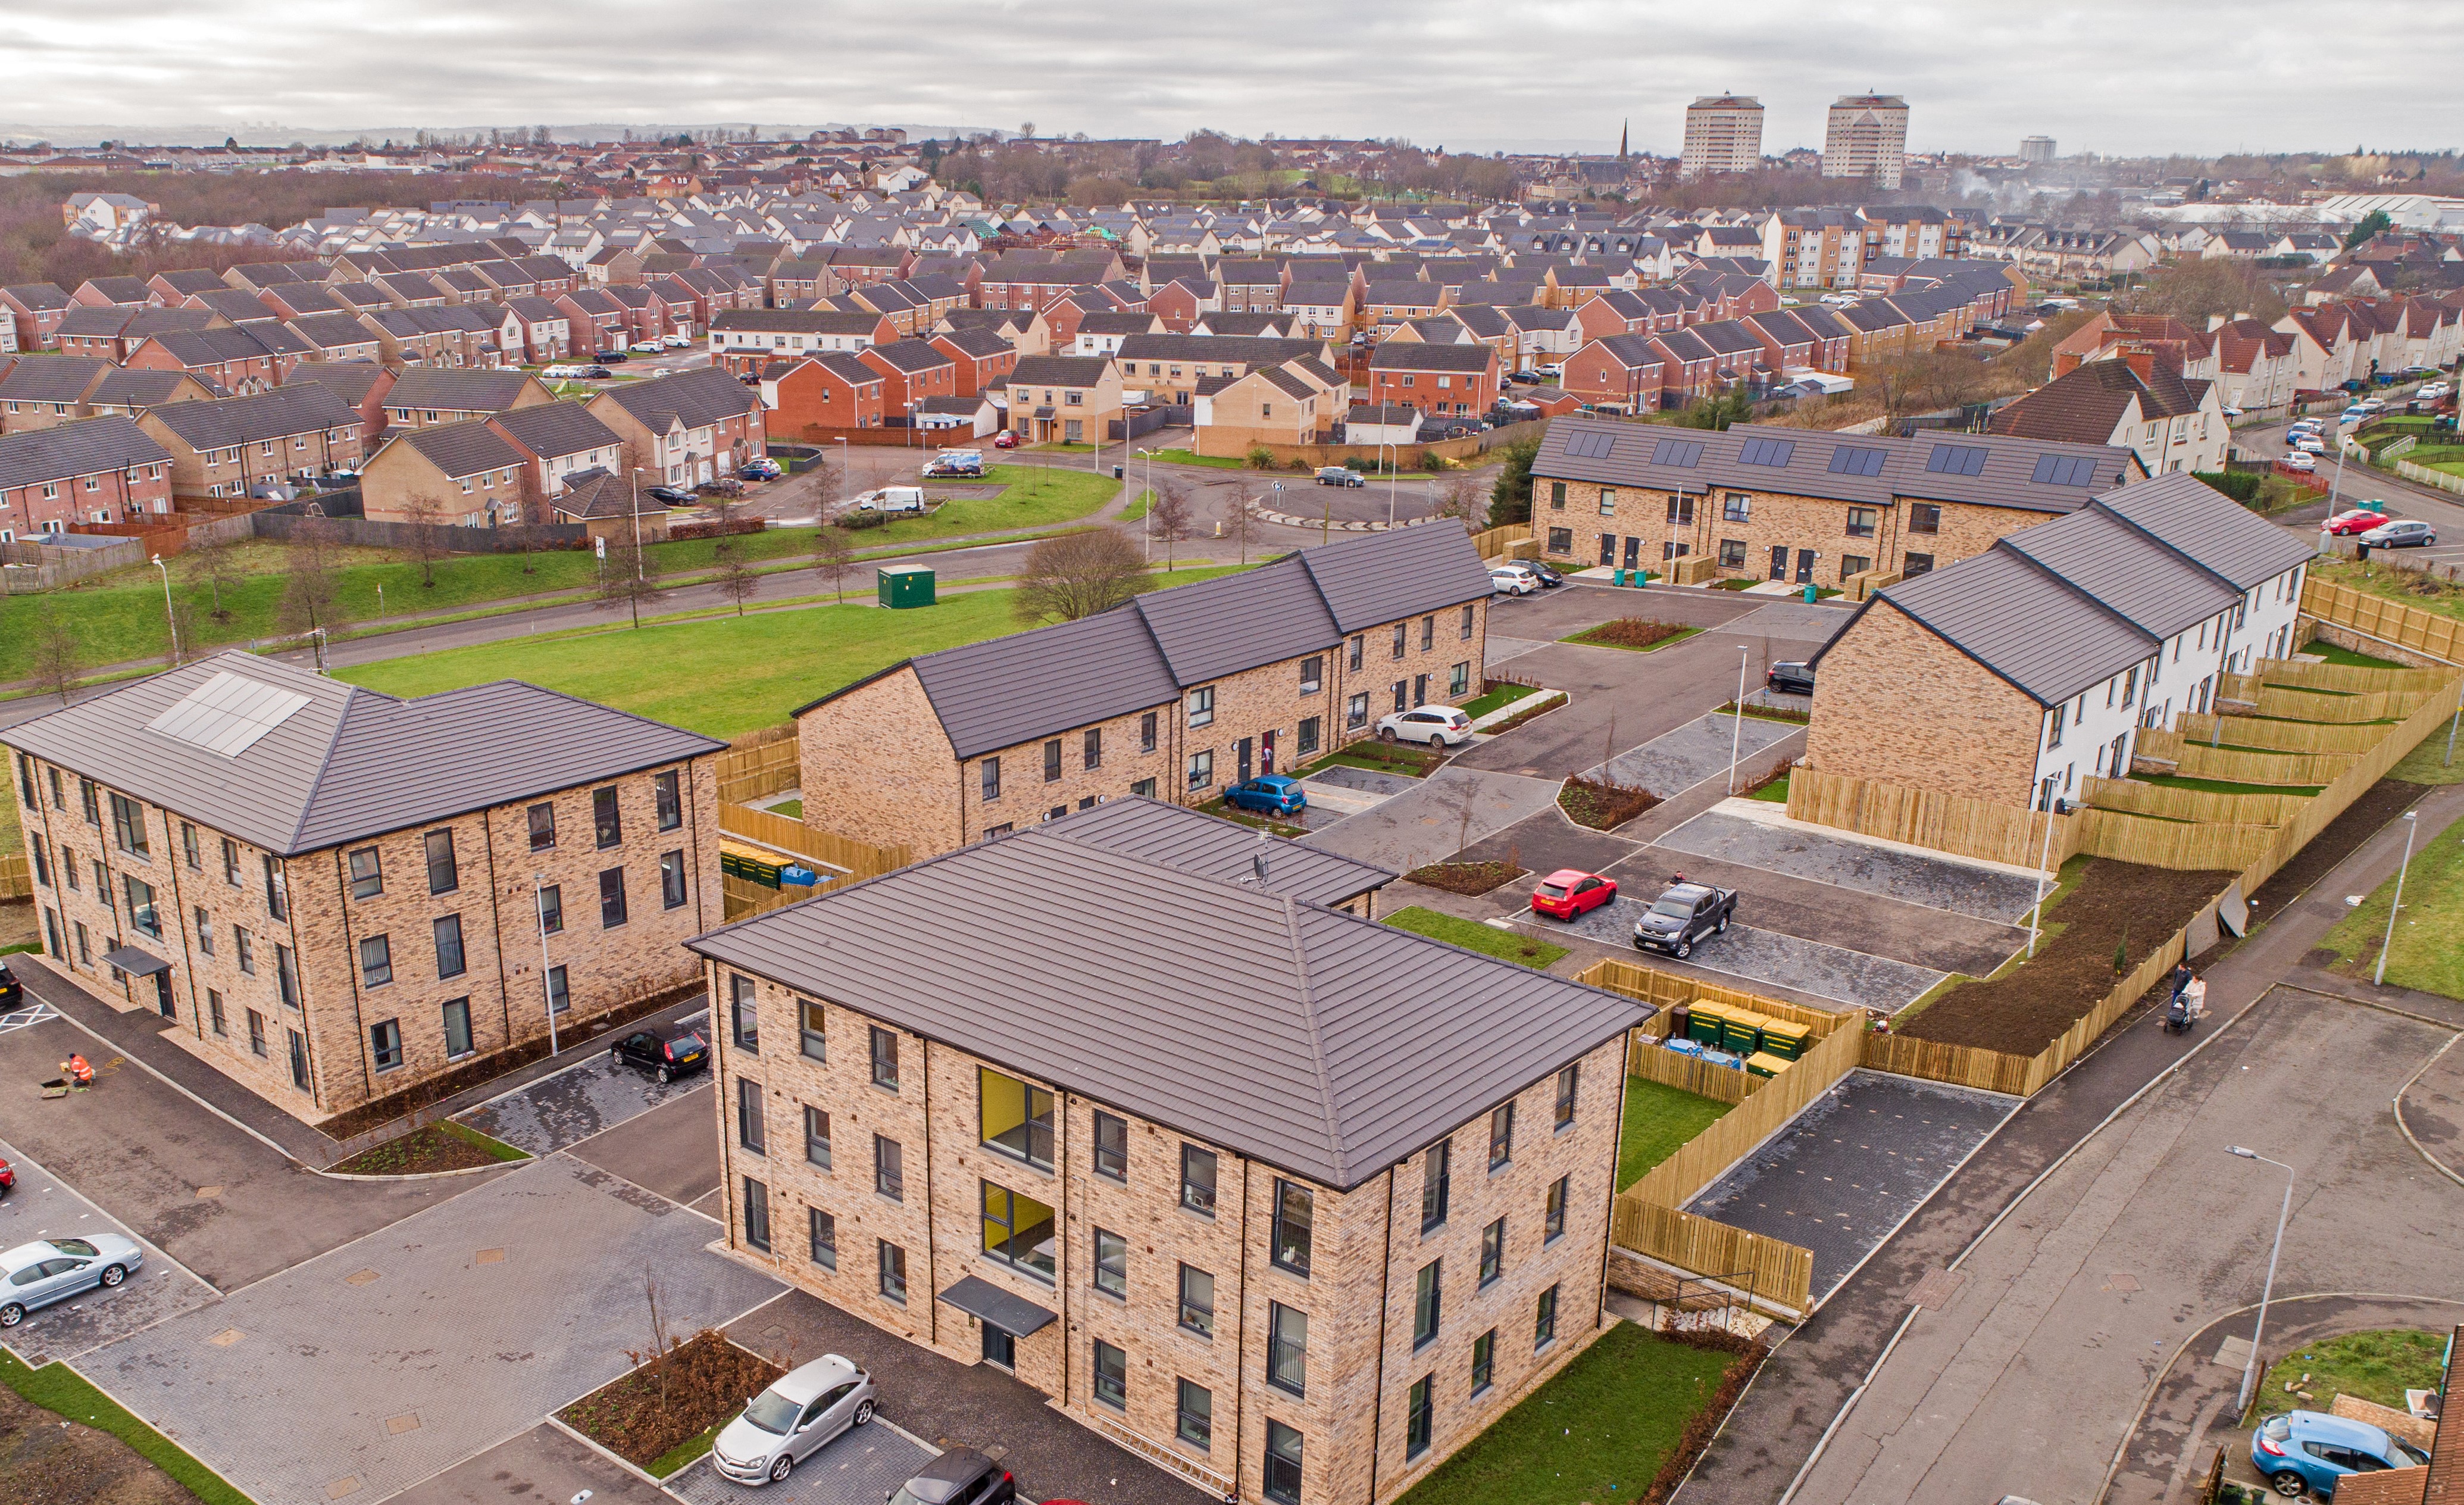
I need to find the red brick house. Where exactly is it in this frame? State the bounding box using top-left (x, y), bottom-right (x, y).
top-left (0, 283), bottom-right (73, 351)
top-left (1559, 333), bottom-right (1668, 412)
top-left (1365, 341), bottom-right (1497, 417)
top-left (70, 276), bottom-right (160, 311)
top-left (760, 352), bottom-right (889, 436)
top-left (1645, 327), bottom-right (1725, 405)
top-left (555, 289), bottom-right (631, 354)
top-left (928, 327), bottom-right (1021, 397)
top-left (858, 339), bottom-right (960, 419)
top-left (282, 361), bottom-right (395, 447)
top-left (0, 415), bottom-right (174, 534)
top-left (1145, 277), bottom-right (1220, 332)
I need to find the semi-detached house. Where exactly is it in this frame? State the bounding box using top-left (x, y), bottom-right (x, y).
top-left (587, 367), bottom-right (768, 486)
top-left (687, 795), bottom-right (1644, 1505)
top-left (1804, 472), bottom-right (2312, 811)
top-left (139, 386), bottom-right (365, 500)
top-left (0, 416), bottom-right (174, 536)
top-left (795, 524), bottom-right (1494, 860)
top-left (4, 653), bottom-right (724, 1122)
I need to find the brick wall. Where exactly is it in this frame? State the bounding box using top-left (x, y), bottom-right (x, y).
top-left (969, 703), bottom-right (1178, 833)
top-left (1804, 602), bottom-right (2047, 806)
top-left (1531, 481), bottom-right (2043, 583)
top-left (796, 669), bottom-right (969, 856)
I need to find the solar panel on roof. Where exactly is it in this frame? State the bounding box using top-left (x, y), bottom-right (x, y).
top-left (1926, 443), bottom-right (1988, 477)
top-left (145, 670), bottom-right (311, 757)
top-left (2031, 452), bottom-right (2101, 486)
top-left (1650, 438), bottom-right (1705, 468)
top-left (1563, 429), bottom-right (1617, 460)
top-left (1828, 445), bottom-right (1887, 477)
top-left (1736, 436), bottom-right (1796, 468)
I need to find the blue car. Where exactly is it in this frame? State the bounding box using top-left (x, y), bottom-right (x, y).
top-left (1223, 775), bottom-right (1306, 817)
top-left (2252, 1410), bottom-right (2427, 1498)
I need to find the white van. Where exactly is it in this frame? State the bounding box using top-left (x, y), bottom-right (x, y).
top-left (856, 486), bottom-right (927, 514)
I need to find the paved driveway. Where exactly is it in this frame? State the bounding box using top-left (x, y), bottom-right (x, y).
top-left (665, 1422), bottom-right (935, 1505)
top-left (0, 1137), bottom-right (218, 1365)
top-left (384, 1421), bottom-right (668, 1505)
top-left (1544, 898), bottom-right (1944, 1012)
top-left (1590, 714), bottom-right (1801, 800)
top-left (1302, 765), bottom-right (1564, 872)
top-left (1653, 807), bottom-right (2048, 925)
top-left (82, 1154), bottom-right (783, 1505)
top-left (562, 1086), bottom-right (722, 1211)
top-left (456, 1018), bottom-right (710, 1156)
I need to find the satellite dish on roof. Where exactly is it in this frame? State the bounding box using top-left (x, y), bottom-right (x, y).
top-left (1252, 830), bottom-right (1270, 885)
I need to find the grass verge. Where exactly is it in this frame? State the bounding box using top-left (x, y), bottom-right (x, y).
top-left (1461, 682), bottom-right (1539, 720)
top-left (2309, 558), bottom-right (2464, 625)
top-left (2304, 641), bottom-right (2411, 671)
top-left (1145, 448), bottom-right (1249, 470)
top-left (0, 1347), bottom-right (255, 1505)
top-left (648, 1417), bottom-right (728, 1479)
top-left (1746, 772), bottom-right (1790, 803)
top-left (1192, 797), bottom-right (1306, 838)
top-left (2249, 1328), bottom-right (2449, 1422)
top-left (2135, 773), bottom-right (2324, 797)
top-left (2317, 830), bottom-right (2464, 998)
top-left (1385, 907), bottom-right (1567, 969)
top-left (1618, 1076), bottom-right (1732, 1189)
top-left (1302, 742), bottom-right (1443, 779)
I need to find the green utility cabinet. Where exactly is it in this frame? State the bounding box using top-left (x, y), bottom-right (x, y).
top-left (878, 564), bottom-right (936, 609)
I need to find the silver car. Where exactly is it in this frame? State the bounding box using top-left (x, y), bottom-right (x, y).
top-left (1, 1235), bottom-right (146, 1326)
top-left (709, 1353), bottom-right (876, 1484)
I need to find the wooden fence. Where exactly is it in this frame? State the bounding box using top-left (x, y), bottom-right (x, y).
top-left (1609, 1200), bottom-right (1815, 1320)
top-left (2074, 807), bottom-right (2280, 872)
top-left (717, 732), bottom-right (801, 804)
top-left (2232, 666), bottom-right (2464, 892)
top-left (1786, 764), bottom-right (2081, 870)
top-left (1581, 957), bottom-right (1849, 1039)
top-left (1625, 1035), bottom-right (1759, 1106)
top-left (1842, 567), bottom-right (1902, 602)
top-left (1466, 522), bottom-right (1532, 561)
top-left (2175, 711), bottom-right (2396, 755)
top-left (2304, 578), bottom-right (2464, 663)
top-left (2138, 730), bottom-right (2356, 786)
top-left (718, 802), bottom-right (911, 882)
top-left (1621, 1015), bottom-right (1866, 1210)
top-left (0, 853), bottom-right (27, 901)
top-left (2078, 776), bottom-right (2313, 828)
top-left (2252, 659), bottom-right (2453, 696)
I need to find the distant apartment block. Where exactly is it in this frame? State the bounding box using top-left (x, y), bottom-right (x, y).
top-left (1681, 95), bottom-right (1764, 178)
top-left (1822, 95), bottom-right (1909, 190)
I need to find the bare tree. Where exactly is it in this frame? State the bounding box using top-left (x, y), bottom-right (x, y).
top-left (512, 467), bottom-right (551, 574)
top-left (185, 532), bottom-right (246, 625)
top-left (29, 600), bottom-right (83, 706)
top-left (812, 525), bottom-right (857, 604)
top-left (277, 517), bottom-right (346, 662)
top-left (1014, 527), bottom-right (1147, 623)
top-left (1437, 469), bottom-right (1489, 530)
top-left (595, 532), bottom-right (667, 627)
top-left (712, 539), bottom-right (761, 616)
top-left (398, 493), bottom-right (450, 588)
top-left (1147, 482), bottom-right (1192, 570)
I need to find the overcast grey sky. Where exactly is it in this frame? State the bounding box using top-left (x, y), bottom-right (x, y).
top-left (4, 1), bottom-right (2460, 157)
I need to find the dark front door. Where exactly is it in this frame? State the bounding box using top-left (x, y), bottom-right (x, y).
top-left (1261, 728), bottom-right (1275, 775)
top-left (1236, 737), bottom-right (1253, 783)
top-left (154, 970), bottom-right (176, 1020)
top-left (1622, 536), bottom-right (1641, 570)
top-left (1794, 549), bottom-right (1816, 583)
top-left (1769, 545), bottom-right (1789, 580)
top-left (1599, 533), bottom-right (1616, 567)
top-left (982, 1325), bottom-right (1015, 1369)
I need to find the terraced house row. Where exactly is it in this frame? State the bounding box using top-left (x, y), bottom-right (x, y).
top-left (795, 524), bottom-right (1494, 860)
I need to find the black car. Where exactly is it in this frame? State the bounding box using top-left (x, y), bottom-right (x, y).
top-left (1632, 880), bottom-right (1737, 960)
top-left (887, 1447), bottom-right (1014, 1505)
top-left (609, 1026), bottom-right (708, 1084)
top-left (646, 485), bottom-right (697, 505)
top-left (1527, 561), bottom-right (1565, 588)
top-left (1766, 661), bottom-right (1816, 696)
top-left (595, 349), bottom-right (630, 363)
top-left (0, 960), bottom-right (17, 1007)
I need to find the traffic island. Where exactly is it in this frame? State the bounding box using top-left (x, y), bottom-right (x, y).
top-left (558, 1331), bottom-right (786, 1477)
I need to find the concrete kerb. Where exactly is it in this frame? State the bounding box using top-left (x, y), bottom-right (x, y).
top-left (540, 1412), bottom-right (670, 1493)
top-left (1797, 1075), bottom-right (2022, 1319)
top-left (52, 1348), bottom-right (255, 1503)
top-left (2391, 1031), bottom-right (2464, 1189)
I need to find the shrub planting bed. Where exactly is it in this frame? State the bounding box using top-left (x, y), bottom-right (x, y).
top-left (1403, 860), bottom-right (1528, 895)
top-left (1559, 775), bottom-right (1661, 830)
top-left (1566, 618), bottom-right (1694, 651)
top-left (330, 1120), bottom-right (527, 1175)
top-left (559, 1330), bottom-right (784, 1470)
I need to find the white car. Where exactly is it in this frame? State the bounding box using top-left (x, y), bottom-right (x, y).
top-left (662, 333), bottom-right (693, 349)
top-left (2418, 383), bottom-right (2451, 400)
top-left (1377, 705), bottom-right (1474, 747)
top-left (2221, 404), bottom-right (2244, 418)
top-left (2290, 436), bottom-right (2327, 455)
top-left (1490, 564), bottom-right (1539, 595)
top-left (629, 339), bottom-right (664, 354)
top-left (710, 1354), bottom-right (875, 1485)
top-left (2281, 451), bottom-right (2317, 472)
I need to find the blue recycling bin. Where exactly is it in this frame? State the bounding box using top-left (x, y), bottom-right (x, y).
top-left (1802, 583), bottom-right (1817, 604)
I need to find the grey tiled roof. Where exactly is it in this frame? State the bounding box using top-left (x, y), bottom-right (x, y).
top-left (686, 819), bottom-right (1641, 1187)
top-left (1040, 797), bottom-right (1389, 906)
top-left (907, 608), bottom-right (1181, 762)
top-left (1996, 506), bottom-right (2232, 641)
top-left (0, 355), bottom-right (109, 402)
top-left (399, 419), bottom-right (529, 480)
top-left (87, 367), bottom-right (205, 408)
top-left (489, 399), bottom-right (621, 460)
top-left (1137, 556), bottom-right (1339, 685)
top-left (594, 367), bottom-right (762, 430)
top-left (384, 367), bottom-right (541, 413)
top-left (1299, 521), bottom-right (1495, 635)
top-left (0, 414), bottom-right (171, 491)
top-left (2093, 470), bottom-right (2313, 590)
top-left (282, 360), bottom-right (386, 405)
top-left (0, 652), bottom-right (723, 855)
top-left (148, 386), bottom-right (359, 449)
top-left (1869, 547), bottom-right (2153, 705)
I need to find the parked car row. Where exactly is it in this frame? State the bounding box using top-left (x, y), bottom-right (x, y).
top-left (1489, 561), bottom-right (1564, 594)
top-left (712, 1354), bottom-right (1025, 1504)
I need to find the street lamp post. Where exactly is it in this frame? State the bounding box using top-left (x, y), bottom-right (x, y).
top-left (2374, 809), bottom-right (2419, 986)
top-left (1376, 442), bottom-right (1400, 529)
top-left (1137, 447), bottom-right (1155, 561)
top-left (2026, 794), bottom-right (2069, 958)
top-left (1726, 645), bottom-right (1749, 794)
top-left (152, 555), bottom-right (179, 664)
top-left (2225, 1146), bottom-right (2296, 1416)
top-left (534, 875), bottom-right (560, 1056)
top-left (832, 436), bottom-right (849, 518)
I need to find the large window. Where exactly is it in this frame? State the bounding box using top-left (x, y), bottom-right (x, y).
top-left (1480, 1217), bottom-right (1506, 1287)
top-left (1093, 1339), bottom-right (1127, 1410)
top-left (1300, 655), bottom-right (1323, 694)
top-left (1414, 1260), bottom-right (1441, 1348)
top-left (1908, 502), bottom-right (1941, 535)
top-left (1187, 685), bottom-right (1214, 727)
top-left (593, 786), bottom-right (623, 848)
top-left (598, 867), bottom-right (627, 928)
top-left (442, 998), bottom-right (473, 1059)
top-left (109, 792), bottom-right (149, 858)
top-left (878, 1241), bottom-right (907, 1303)
top-left (1180, 1144), bottom-right (1218, 1216)
top-left (1489, 1103), bottom-right (1515, 1169)
top-left (980, 1068), bottom-right (1054, 1170)
top-left (527, 802), bottom-right (556, 851)
top-left (1271, 1179), bottom-right (1313, 1275)
top-left (742, 1178), bottom-right (770, 1251)
top-left (798, 998), bottom-right (825, 1061)
top-left (1177, 1379), bottom-right (1214, 1451)
top-left (736, 1079), bottom-right (765, 1153)
top-left (1094, 1228), bottom-right (1128, 1297)
top-left (981, 1183), bottom-right (1056, 1281)
top-left (1406, 1375), bottom-right (1433, 1458)
top-left (1421, 1141), bottom-right (1451, 1231)
top-left (358, 933), bottom-right (392, 988)
top-left (655, 770), bottom-right (682, 832)
top-left (1264, 1422), bottom-right (1303, 1504)
top-left (369, 1019), bottom-right (402, 1073)
top-left (545, 964), bottom-right (570, 1014)
top-left (123, 875), bottom-right (161, 939)
top-left (803, 1106), bottom-right (830, 1169)
top-left (1186, 749), bottom-right (1214, 791)
top-left (433, 914), bottom-right (466, 979)
top-left (1043, 738), bottom-right (1062, 782)
top-left (1555, 1063), bottom-right (1579, 1129)
top-left (1534, 1284), bottom-right (1559, 1349)
top-left (1178, 1263), bottom-right (1216, 1338)
top-left (874, 1135), bottom-right (903, 1201)
top-left (730, 974), bottom-right (758, 1051)
top-left (349, 845), bottom-right (383, 899)
top-left (661, 851), bottom-right (687, 908)
top-left (424, 829), bottom-right (458, 894)
top-left (1093, 1110), bottom-right (1128, 1181)
top-left (870, 1026), bottom-right (899, 1089)
top-left (1268, 1303), bottom-right (1308, 1396)
top-left (537, 883), bottom-right (563, 934)
top-left (808, 1208), bottom-right (837, 1270)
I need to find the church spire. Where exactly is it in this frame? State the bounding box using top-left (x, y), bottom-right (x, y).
top-left (1619, 118), bottom-right (1630, 161)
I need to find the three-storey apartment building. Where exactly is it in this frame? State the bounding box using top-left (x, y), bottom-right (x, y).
top-left (5, 654), bottom-right (725, 1121)
top-left (689, 800), bottom-right (1645, 1505)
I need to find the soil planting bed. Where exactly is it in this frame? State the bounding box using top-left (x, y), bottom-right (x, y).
top-left (330, 1121), bottom-right (526, 1175)
top-left (560, 1330), bottom-right (784, 1469)
top-left (1570, 617), bottom-right (1688, 650)
top-left (1898, 858), bottom-right (2232, 1055)
top-left (1560, 775), bottom-right (1661, 831)
top-left (1404, 860), bottom-right (1528, 895)
top-left (2245, 778), bottom-right (2427, 925)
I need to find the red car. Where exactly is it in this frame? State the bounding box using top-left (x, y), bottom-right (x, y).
top-left (992, 430), bottom-right (1020, 449)
top-left (2324, 506), bottom-right (2392, 535)
top-left (0, 1156), bottom-right (12, 1198)
top-left (1531, 869), bottom-right (1617, 920)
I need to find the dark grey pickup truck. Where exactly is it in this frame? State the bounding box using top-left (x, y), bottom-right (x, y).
top-left (1631, 879), bottom-right (1737, 958)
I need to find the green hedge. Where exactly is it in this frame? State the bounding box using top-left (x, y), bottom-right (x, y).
top-left (2194, 470), bottom-right (2262, 504)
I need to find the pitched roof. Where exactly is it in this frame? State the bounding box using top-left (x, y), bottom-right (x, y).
top-left (2091, 470), bottom-right (2313, 590)
top-left (1367, 341), bottom-right (1493, 373)
top-left (384, 366), bottom-right (541, 413)
top-left (281, 360), bottom-right (387, 406)
top-left (397, 419), bottom-right (530, 480)
top-left (489, 399), bottom-right (621, 460)
top-left (86, 367), bottom-right (205, 409)
top-left (685, 811), bottom-right (1641, 1188)
top-left (1008, 355), bottom-right (1112, 388)
top-left (148, 386), bottom-right (359, 449)
top-left (0, 414), bottom-right (171, 491)
top-left (0, 355), bottom-right (108, 402)
top-left (593, 367), bottom-right (762, 431)
top-left (1987, 358), bottom-right (2209, 445)
top-left (0, 652), bottom-right (722, 855)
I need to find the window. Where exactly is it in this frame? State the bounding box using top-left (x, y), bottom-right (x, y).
top-left (873, 1135), bottom-right (903, 1200)
top-left (654, 770), bottom-right (682, 831)
top-left (1548, 479), bottom-right (1568, 511)
top-left (264, 855), bottom-right (287, 920)
top-left (742, 1178), bottom-right (771, 1252)
top-left (1479, 1216), bottom-right (1508, 1287)
top-left (1903, 551), bottom-right (1935, 576)
top-left (1488, 1103), bottom-right (1514, 1169)
top-left (433, 914), bottom-right (466, 979)
top-left (370, 1019), bottom-right (402, 1072)
top-left (74, 920), bottom-right (90, 967)
top-left (1390, 625), bottom-right (1406, 660)
top-left (1845, 507), bottom-right (1877, 539)
top-left (1665, 492), bottom-right (1695, 524)
top-left (1347, 692), bottom-right (1369, 730)
top-left (536, 883), bottom-right (563, 934)
top-left (1265, 1422), bottom-right (1304, 1504)
top-left (869, 1026), bottom-right (898, 1089)
top-left (737, 1078), bottom-right (766, 1153)
top-left (788, 998), bottom-right (824, 1061)
top-left (1181, 1144), bottom-right (1218, 1215)
top-left (719, 975), bottom-right (755, 1051)
top-left (592, 787), bottom-right (622, 849)
top-left (1414, 1260), bottom-right (1441, 1348)
top-left (808, 1208), bottom-right (837, 1270)
top-left (124, 875), bottom-right (161, 938)
top-left (545, 964), bottom-right (569, 1014)
top-left (424, 829), bottom-right (458, 894)
top-left (1300, 655), bottom-right (1324, 694)
top-left (100, 786), bottom-right (130, 846)
top-left (1140, 712), bottom-right (1158, 753)
top-left (1471, 1328), bottom-right (1496, 1394)
top-left (1547, 525), bottom-right (1573, 555)
top-left (1083, 727), bottom-right (1102, 770)
top-left (1187, 685), bottom-right (1215, 727)
top-left (1419, 614), bottom-right (1435, 651)
top-left (1179, 1263), bottom-right (1217, 1338)
top-left (1092, 1339), bottom-right (1127, 1409)
top-left (1460, 602), bottom-right (1476, 641)
top-left (1545, 1175), bottom-right (1569, 1242)
top-left (980, 1067), bottom-right (1055, 1169)
top-left (1186, 749), bottom-right (1214, 791)
top-left (1348, 633), bottom-right (1365, 671)
top-left (1555, 1064), bottom-right (1579, 1128)
top-left (2047, 701), bottom-right (2066, 750)
top-left (181, 822), bottom-right (200, 870)
top-left (1095, 1228), bottom-right (1128, 1297)
top-left (1534, 1284), bottom-right (1559, 1348)
top-left (1406, 1375), bottom-right (1434, 1458)
top-left (1908, 502), bottom-right (1941, 535)
top-left (247, 1008), bottom-right (267, 1057)
top-left (1297, 716), bottom-right (1321, 756)
top-left (877, 1239), bottom-right (908, 1303)
top-left (527, 802), bottom-right (556, 850)
top-left (358, 933), bottom-right (392, 988)
top-left (442, 998), bottom-right (473, 1059)
top-left (208, 989), bottom-right (227, 1037)
top-left (1271, 1179), bottom-right (1314, 1275)
top-left (1421, 1141), bottom-right (1452, 1231)
top-left (980, 757), bottom-right (1001, 801)
top-left (1724, 492), bottom-right (1752, 522)
top-left (1177, 1379), bottom-right (1214, 1451)
top-left (232, 924), bottom-right (254, 974)
top-left (1082, 1109), bottom-right (1129, 1181)
top-left (598, 867), bottom-right (627, 928)
top-left (983, 1183), bottom-right (1056, 1279)
top-left (1042, 738), bottom-right (1062, 782)
top-left (27, 839), bottom-right (48, 891)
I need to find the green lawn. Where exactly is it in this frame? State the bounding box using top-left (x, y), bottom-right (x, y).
top-left (2309, 559), bottom-right (2464, 626)
top-left (339, 566), bottom-right (1245, 740)
top-left (1391, 1322), bottom-right (1738, 1505)
top-left (1143, 448), bottom-right (1250, 470)
top-left (1384, 907), bottom-right (1568, 969)
top-left (0, 1348), bottom-right (254, 1505)
top-left (2390, 729), bottom-right (2464, 786)
top-left (1460, 682), bottom-right (1539, 720)
top-left (1121, 488), bottom-right (1155, 522)
top-left (650, 1417), bottom-right (728, 1478)
top-left (2304, 641), bottom-right (2410, 671)
top-left (2318, 825), bottom-right (2464, 998)
top-left (1300, 742), bottom-right (1441, 779)
top-left (2134, 773), bottom-right (2325, 797)
top-left (1618, 1075), bottom-right (1733, 1189)
top-left (2249, 1328), bottom-right (2449, 1422)
top-left (768, 798), bottom-right (805, 819)
top-left (1746, 773), bottom-right (1790, 803)
top-left (837, 465), bottom-right (1117, 548)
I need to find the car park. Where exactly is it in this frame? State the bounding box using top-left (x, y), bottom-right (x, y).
top-left (1377, 705), bottom-right (1473, 747)
top-left (888, 1448), bottom-right (1015, 1505)
top-left (2250, 1409), bottom-right (2428, 1499)
top-left (2360, 518), bottom-right (2437, 548)
top-left (1526, 560), bottom-right (1565, 588)
top-left (1531, 869), bottom-right (1617, 920)
top-left (1, 1236), bottom-right (146, 1327)
top-left (1222, 775), bottom-right (1306, 816)
top-left (1490, 564), bottom-right (1539, 595)
top-left (710, 1354), bottom-right (877, 1484)
top-left (1631, 880), bottom-right (1737, 958)
top-left (1766, 661), bottom-right (1816, 696)
top-left (1314, 466), bottom-right (1366, 487)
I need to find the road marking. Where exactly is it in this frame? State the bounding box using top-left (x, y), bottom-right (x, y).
top-left (0, 1003), bottom-right (61, 1034)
